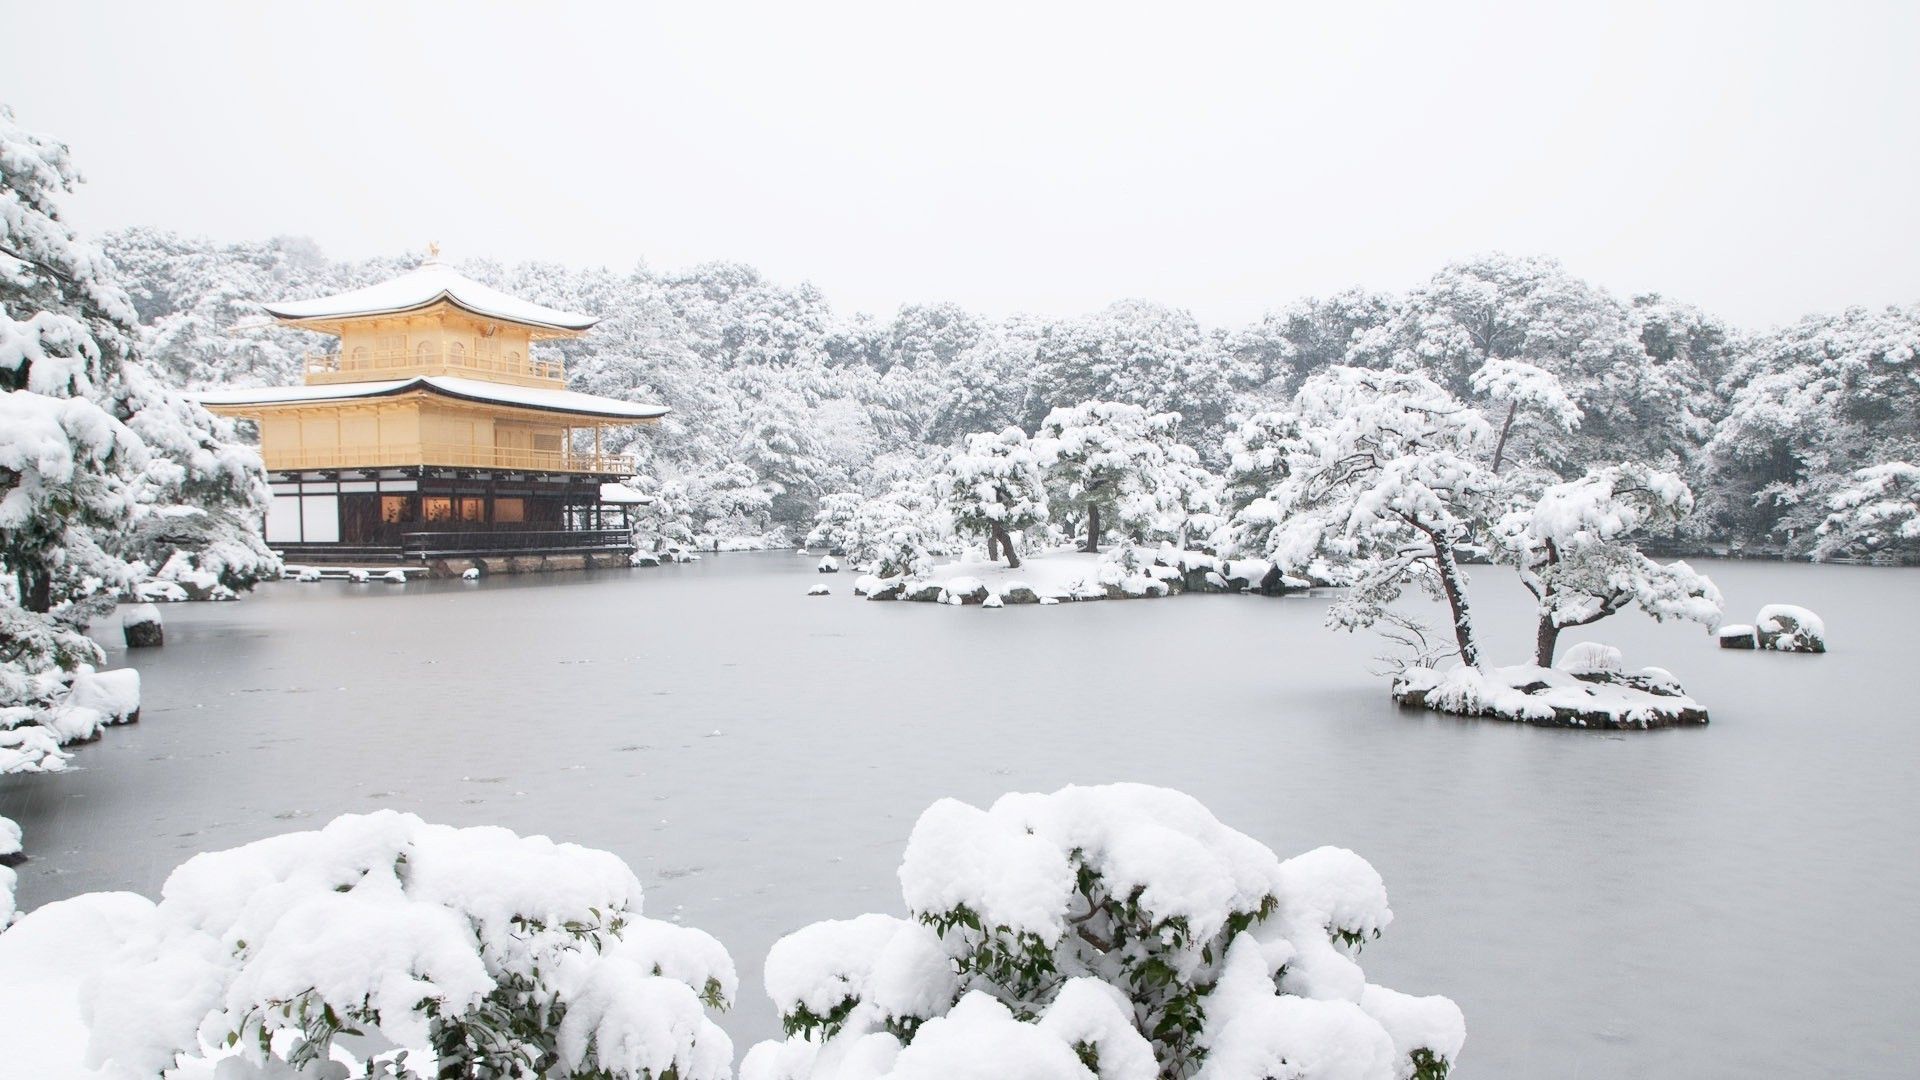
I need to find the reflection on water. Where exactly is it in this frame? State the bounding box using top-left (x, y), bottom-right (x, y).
top-left (3, 553), bottom-right (1916, 1077)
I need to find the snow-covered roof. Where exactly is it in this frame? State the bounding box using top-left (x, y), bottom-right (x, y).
top-left (194, 376), bottom-right (667, 421)
top-left (264, 262), bottom-right (598, 333)
top-left (599, 482), bottom-right (654, 504)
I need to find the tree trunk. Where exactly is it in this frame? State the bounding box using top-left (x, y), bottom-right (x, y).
top-left (1084, 504), bottom-right (1101, 554)
top-left (986, 528), bottom-right (1000, 562)
top-left (1431, 538), bottom-right (1481, 669)
top-left (1533, 613), bottom-right (1560, 668)
top-left (22, 568), bottom-right (52, 615)
top-left (992, 522), bottom-right (1020, 569)
top-left (1490, 400), bottom-right (1518, 475)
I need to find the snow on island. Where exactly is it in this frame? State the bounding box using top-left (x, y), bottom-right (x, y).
top-left (852, 547), bottom-right (1313, 605)
top-left (1393, 652), bottom-right (1707, 729)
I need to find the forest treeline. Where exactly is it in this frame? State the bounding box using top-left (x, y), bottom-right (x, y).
top-left (104, 229), bottom-right (1920, 556)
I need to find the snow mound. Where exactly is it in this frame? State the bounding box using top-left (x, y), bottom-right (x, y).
top-left (379, 569), bottom-right (407, 584)
top-left (817, 557), bottom-right (839, 574)
top-left (808, 584), bottom-right (831, 596)
top-left (460, 566), bottom-right (481, 580)
top-left (1556, 642), bottom-right (1622, 675)
top-left (68, 667), bottom-right (140, 724)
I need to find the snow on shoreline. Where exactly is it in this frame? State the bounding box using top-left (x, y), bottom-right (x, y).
top-left (850, 548), bottom-right (1308, 605)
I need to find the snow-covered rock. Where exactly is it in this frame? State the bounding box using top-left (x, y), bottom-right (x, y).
top-left (347, 568), bottom-right (370, 583)
top-left (69, 667), bottom-right (140, 725)
top-left (1755, 604), bottom-right (1827, 653)
top-left (292, 566), bottom-right (323, 582)
top-left (460, 566), bottom-right (482, 580)
top-left (120, 603), bottom-right (163, 648)
top-left (981, 592), bottom-right (1004, 608)
top-left (631, 551), bottom-right (662, 567)
top-left (380, 569), bottom-right (408, 584)
top-left (808, 584), bottom-right (831, 596)
top-left (817, 556), bottom-right (840, 574)
top-left (132, 580), bottom-right (189, 603)
top-left (1717, 624), bottom-right (1757, 649)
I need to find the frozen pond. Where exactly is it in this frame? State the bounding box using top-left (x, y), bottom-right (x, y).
top-left (5, 553), bottom-right (1917, 1077)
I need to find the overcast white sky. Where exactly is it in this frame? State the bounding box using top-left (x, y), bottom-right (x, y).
top-left (4, 1), bottom-right (1916, 328)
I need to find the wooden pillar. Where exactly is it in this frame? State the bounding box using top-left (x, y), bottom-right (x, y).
top-left (593, 425), bottom-right (603, 470)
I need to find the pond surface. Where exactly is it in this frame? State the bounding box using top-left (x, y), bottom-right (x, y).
top-left (4, 553), bottom-right (1916, 1077)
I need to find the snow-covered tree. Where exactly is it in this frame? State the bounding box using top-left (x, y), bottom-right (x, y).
top-left (741, 784), bottom-right (1464, 1080)
top-left (1351, 255), bottom-right (1693, 476)
top-left (1494, 465), bottom-right (1722, 666)
top-left (1467, 358), bottom-right (1580, 475)
top-left (3, 105), bottom-right (276, 901)
top-left (806, 492), bottom-right (868, 554)
top-left (943, 427), bottom-right (1049, 567)
top-left (1256, 368), bottom-right (1496, 668)
top-left (1226, 288), bottom-right (1394, 401)
top-left (82, 811), bottom-right (736, 1078)
top-left (1037, 402), bottom-right (1207, 554)
top-left (1032, 301), bottom-right (1241, 443)
top-left (1704, 304), bottom-right (1920, 550)
top-left (851, 487), bottom-right (946, 579)
top-left (1815, 462), bottom-right (1920, 560)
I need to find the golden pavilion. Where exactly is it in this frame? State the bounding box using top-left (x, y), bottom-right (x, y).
top-left (198, 257), bottom-right (665, 567)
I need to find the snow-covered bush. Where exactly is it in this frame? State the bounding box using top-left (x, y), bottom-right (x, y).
top-left (942, 426), bottom-right (1049, 568)
top-left (81, 810), bottom-right (736, 1078)
top-left (743, 784), bottom-right (1462, 1080)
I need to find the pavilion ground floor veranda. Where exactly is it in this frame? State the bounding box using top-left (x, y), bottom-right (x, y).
top-left (265, 466), bottom-right (637, 564)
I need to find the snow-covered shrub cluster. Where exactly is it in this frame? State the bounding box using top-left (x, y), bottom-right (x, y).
top-left (81, 810), bottom-right (736, 1078)
top-left (742, 784), bottom-right (1463, 1080)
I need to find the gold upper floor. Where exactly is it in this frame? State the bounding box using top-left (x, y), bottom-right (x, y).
top-left (301, 308), bottom-right (567, 389)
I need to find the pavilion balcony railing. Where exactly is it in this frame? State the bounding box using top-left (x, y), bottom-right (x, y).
top-left (263, 442), bottom-right (636, 476)
top-left (400, 528), bottom-right (635, 558)
top-left (304, 348), bottom-right (565, 388)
